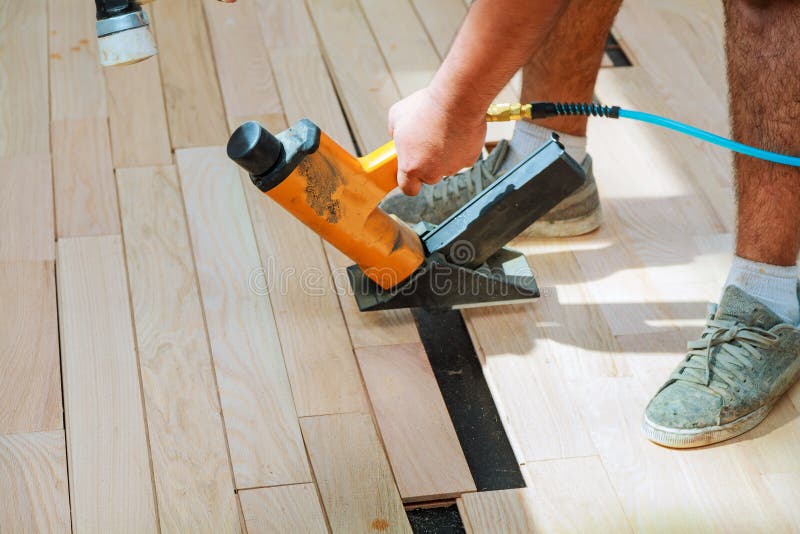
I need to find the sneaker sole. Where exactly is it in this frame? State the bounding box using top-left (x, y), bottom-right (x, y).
top-left (521, 206), bottom-right (603, 238)
top-left (641, 401), bottom-right (776, 449)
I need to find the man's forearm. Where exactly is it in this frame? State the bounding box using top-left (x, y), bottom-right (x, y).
top-left (429, 0), bottom-right (568, 116)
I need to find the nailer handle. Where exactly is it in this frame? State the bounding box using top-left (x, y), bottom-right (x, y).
top-left (358, 140), bottom-right (399, 195)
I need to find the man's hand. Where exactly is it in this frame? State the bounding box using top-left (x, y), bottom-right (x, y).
top-left (389, 87), bottom-right (487, 196)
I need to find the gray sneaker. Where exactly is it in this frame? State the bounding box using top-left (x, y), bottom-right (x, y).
top-left (642, 285), bottom-right (800, 448)
top-left (379, 140), bottom-right (602, 237)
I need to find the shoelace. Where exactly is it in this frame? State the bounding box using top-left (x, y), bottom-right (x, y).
top-left (429, 157), bottom-right (497, 203)
top-left (671, 319), bottom-right (779, 399)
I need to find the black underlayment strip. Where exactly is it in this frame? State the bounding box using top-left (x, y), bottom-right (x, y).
top-left (412, 309), bottom-right (526, 492)
top-left (407, 505), bottom-right (466, 534)
top-left (605, 33), bottom-right (633, 67)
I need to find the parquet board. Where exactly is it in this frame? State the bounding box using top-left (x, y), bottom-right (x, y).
top-left (239, 484), bottom-right (328, 534)
top-left (177, 147), bottom-right (312, 487)
top-left (0, 262), bottom-right (61, 435)
top-left (355, 343), bottom-right (475, 502)
top-left (57, 235), bottom-right (157, 533)
top-left (104, 54), bottom-right (172, 168)
top-left (204, 0), bottom-right (286, 133)
top-left (0, 155), bottom-right (54, 262)
top-left (153, 0), bottom-right (228, 148)
top-left (0, 431), bottom-right (71, 532)
top-left (117, 165), bottom-right (241, 531)
top-left (0, 0), bottom-right (49, 157)
top-left (301, 413), bottom-right (412, 534)
top-left (51, 118), bottom-right (120, 238)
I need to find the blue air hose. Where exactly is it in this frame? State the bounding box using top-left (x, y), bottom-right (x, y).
top-left (528, 102), bottom-right (800, 167)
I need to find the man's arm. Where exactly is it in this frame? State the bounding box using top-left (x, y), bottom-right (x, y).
top-left (390, 0), bottom-right (568, 195)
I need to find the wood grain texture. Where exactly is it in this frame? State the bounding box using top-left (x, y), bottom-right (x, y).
top-left (307, 0), bottom-right (400, 152)
top-left (239, 484), bottom-right (328, 534)
top-left (355, 343), bottom-right (475, 502)
top-left (0, 0), bottom-right (49, 157)
top-left (57, 235), bottom-right (157, 533)
top-left (51, 118), bottom-right (120, 238)
top-left (0, 262), bottom-right (61, 435)
top-left (301, 413), bottom-right (412, 534)
top-left (0, 430), bottom-right (71, 532)
top-left (204, 0), bottom-right (286, 133)
top-left (410, 0), bottom-right (466, 58)
top-left (117, 165), bottom-right (241, 532)
top-left (255, 0), bottom-right (319, 49)
top-left (48, 0), bottom-right (107, 121)
top-left (0, 154), bottom-right (54, 261)
top-left (360, 0), bottom-right (438, 97)
top-left (458, 489), bottom-right (540, 534)
top-left (153, 0), bottom-right (228, 148)
top-left (104, 55), bottom-right (172, 168)
top-left (177, 147), bottom-right (312, 487)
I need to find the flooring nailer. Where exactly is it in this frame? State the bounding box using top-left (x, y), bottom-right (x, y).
top-left (227, 106), bottom-right (586, 312)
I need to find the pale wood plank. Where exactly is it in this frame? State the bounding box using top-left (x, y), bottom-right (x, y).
top-left (0, 154), bottom-right (54, 261)
top-left (307, 0), bottom-right (400, 152)
top-left (355, 343), bottom-right (475, 502)
top-left (177, 147), bottom-right (312, 486)
top-left (105, 55), bottom-right (172, 168)
top-left (242, 181), bottom-right (370, 417)
top-left (0, 0), bottom-right (49, 157)
top-left (458, 489), bottom-right (541, 534)
top-left (268, 46), bottom-right (354, 152)
top-left (360, 0), bottom-right (439, 97)
top-left (204, 0), bottom-right (286, 133)
top-left (255, 0), bottom-right (319, 49)
top-left (0, 262), bottom-right (61, 434)
top-left (48, 0), bottom-right (107, 121)
top-left (51, 118), bottom-right (120, 237)
top-left (409, 0), bottom-right (466, 58)
top-left (117, 165), bottom-right (241, 531)
top-left (153, 0), bottom-right (228, 148)
top-left (239, 484), bottom-right (328, 534)
top-left (301, 413), bottom-right (412, 534)
top-left (762, 473), bottom-right (800, 530)
top-left (57, 235), bottom-right (157, 532)
top-left (523, 456), bottom-right (631, 533)
top-left (0, 430), bottom-right (71, 532)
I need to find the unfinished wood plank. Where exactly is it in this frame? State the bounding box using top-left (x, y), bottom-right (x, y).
top-left (48, 0), bottom-right (107, 121)
top-left (301, 413), bottom-right (412, 534)
top-left (57, 235), bottom-right (157, 533)
top-left (177, 147), bottom-right (312, 487)
top-left (762, 473), bottom-right (800, 530)
top-left (239, 484), bottom-right (328, 534)
top-left (255, 0), bottom-right (319, 49)
top-left (307, 0), bottom-right (400, 152)
top-left (0, 262), bottom-right (61, 435)
top-left (458, 489), bottom-right (540, 534)
top-left (117, 165), bottom-right (240, 531)
top-left (0, 0), bottom-right (49, 157)
top-left (0, 154), bottom-right (54, 261)
top-left (204, 0), bottom-right (286, 133)
top-left (410, 0), bottom-right (466, 58)
top-left (242, 182), bottom-right (369, 417)
top-left (105, 55), bottom-right (172, 168)
top-left (0, 430), bottom-right (71, 532)
top-left (153, 0), bottom-right (228, 148)
top-left (269, 46), bottom-right (354, 152)
top-left (51, 118), bottom-right (120, 237)
top-left (355, 343), bottom-right (474, 502)
top-left (360, 0), bottom-right (439, 97)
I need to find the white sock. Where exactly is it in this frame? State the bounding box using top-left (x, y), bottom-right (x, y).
top-left (723, 255), bottom-right (799, 324)
top-left (499, 121), bottom-right (587, 174)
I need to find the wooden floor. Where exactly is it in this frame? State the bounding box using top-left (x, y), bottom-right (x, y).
top-left (1, 0), bottom-right (799, 532)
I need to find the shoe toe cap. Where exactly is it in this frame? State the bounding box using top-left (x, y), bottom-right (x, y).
top-left (645, 382), bottom-right (722, 430)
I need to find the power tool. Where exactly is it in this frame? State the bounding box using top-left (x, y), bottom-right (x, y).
top-left (227, 109), bottom-right (587, 311)
top-left (95, 0), bottom-right (236, 67)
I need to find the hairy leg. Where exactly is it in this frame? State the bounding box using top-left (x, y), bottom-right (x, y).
top-left (726, 0), bottom-right (800, 266)
top-left (521, 0), bottom-right (623, 136)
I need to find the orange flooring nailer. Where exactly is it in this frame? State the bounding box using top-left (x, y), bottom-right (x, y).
top-left (227, 105), bottom-right (586, 312)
